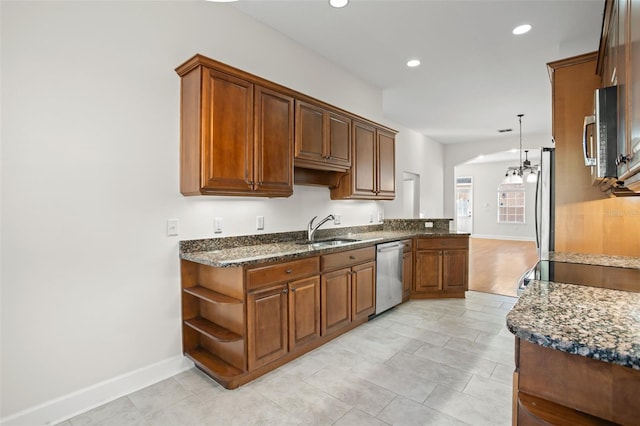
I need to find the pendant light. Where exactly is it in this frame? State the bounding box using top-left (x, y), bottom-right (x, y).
top-left (502, 114), bottom-right (538, 184)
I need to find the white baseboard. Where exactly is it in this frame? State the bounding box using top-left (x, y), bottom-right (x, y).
top-left (471, 234), bottom-right (535, 242)
top-left (1, 356), bottom-right (194, 426)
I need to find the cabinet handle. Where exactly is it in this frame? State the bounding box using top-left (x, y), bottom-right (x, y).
top-left (282, 288), bottom-right (289, 294)
top-left (285, 268), bottom-right (292, 274)
top-left (291, 288), bottom-right (296, 292)
top-left (349, 255), bottom-right (356, 260)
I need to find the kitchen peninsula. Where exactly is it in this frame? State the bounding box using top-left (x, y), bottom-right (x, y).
top-left (507, 253), bottom-right (640, 425)
top-left (179, 219), bottom-right (469, 389)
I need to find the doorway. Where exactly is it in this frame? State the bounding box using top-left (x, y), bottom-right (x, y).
top-left (455, 176), bottom-right (473, 233)
top-left (403, 172), bottom-right (420, 218)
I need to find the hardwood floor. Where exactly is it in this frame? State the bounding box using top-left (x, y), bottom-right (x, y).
top-left (469, 237), bottom-right (538, 297)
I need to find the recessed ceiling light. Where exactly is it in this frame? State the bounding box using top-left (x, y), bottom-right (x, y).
top-left (512, 24), bottom-right (532, 35)
top-left (406, 59), bottom-right (421, 68)
top-left (329, 0), bottom-right (349, 8)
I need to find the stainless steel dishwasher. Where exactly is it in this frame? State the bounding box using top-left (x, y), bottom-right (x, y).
top-left (375, 241), bottom-right (404, 314)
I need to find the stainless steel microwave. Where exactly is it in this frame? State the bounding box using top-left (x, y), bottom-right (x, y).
top-left (583, 86), bottom-right (618, 185)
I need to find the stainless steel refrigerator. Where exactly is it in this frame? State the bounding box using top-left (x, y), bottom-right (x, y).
top-left (517, 147), bottom-right (555, 294)
top-left (536, 147), bottom-right (555, 259)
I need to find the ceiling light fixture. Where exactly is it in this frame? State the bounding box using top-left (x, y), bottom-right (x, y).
top-left (406, 59), bottom-right (421, 68)
top-left (502, 114), bottom-right (538, 184)
top-left (512, 24), bottom-right (532, 35)
top-left (329, 0), bottom-right (349, 8)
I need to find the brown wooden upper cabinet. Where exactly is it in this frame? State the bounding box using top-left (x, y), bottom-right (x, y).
top-left (294, 100), bottom-right (351, 171)
top-left (176, 54), bottom-right (397, 198)
top-left (176, 55), bottom-right (294, 197)
top-left (598, 0), bottom-right (640, 192)
top-left (331, 120), bottom-right (396, 200)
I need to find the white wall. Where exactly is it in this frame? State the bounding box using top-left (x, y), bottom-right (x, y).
top-left (443, 133), bottom-right (551, 219)
top-left (455, 161), bottom-right (536, 240)
top-left (0, 1), bottom-right (443, 421)
top-left (384, 127), bottom-right (444, 219)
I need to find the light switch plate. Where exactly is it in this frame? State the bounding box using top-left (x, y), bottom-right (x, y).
top-left (256, 215), bottom-right (264, 230)
top-left (167, 219), bottom-right (179, 236)
top-left (333, 214), bottom-right (341, 225)
top-left (214, 217), bottom-right (222, 233)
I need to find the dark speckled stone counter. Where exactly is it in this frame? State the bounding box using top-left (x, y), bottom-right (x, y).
top-left (507, 252), bottom-right (640, 370)
top-left (180, 220), bottom-right (468, 268)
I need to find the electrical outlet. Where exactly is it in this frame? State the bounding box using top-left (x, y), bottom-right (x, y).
top-left (214, 217), bottom-right (223, 233)
top-left (378, 211), bottom-right (384, 222)
top-left (369, 213), bottom-right (374, 223)
top-left (167, 219), bottom-right (179, 236)
top-left (333, 214), bottom-right (341, 225)
top-left (256, 215), bottom-right (264, 230)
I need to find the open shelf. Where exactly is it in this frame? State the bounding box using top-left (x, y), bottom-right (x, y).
top-left (184, 317), bottom-right (242, 342)
top-left (184, 286), bottom-right (242, 305)
top-left (186, 348), bottom-right (243, 380)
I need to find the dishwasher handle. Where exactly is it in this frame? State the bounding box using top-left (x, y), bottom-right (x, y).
top-left (377, 242), bottom-right (405, 253)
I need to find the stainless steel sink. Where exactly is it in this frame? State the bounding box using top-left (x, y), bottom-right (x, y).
top-left (296, 238), bottom-right (360, 248)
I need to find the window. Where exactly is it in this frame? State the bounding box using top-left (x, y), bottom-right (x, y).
top-left (497, 184), bottom-right (525, 224)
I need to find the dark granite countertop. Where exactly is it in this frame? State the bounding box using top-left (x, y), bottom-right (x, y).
top-left (180, 220), bottom-right (469, 268)
top-left (507, 252), bottom-right (640, 370)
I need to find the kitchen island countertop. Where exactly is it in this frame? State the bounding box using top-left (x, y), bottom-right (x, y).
top-left (507, 252), bottom-right (640, 370)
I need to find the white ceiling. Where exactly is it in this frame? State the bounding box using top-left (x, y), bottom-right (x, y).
top-left (232, 0), bottom-right (604, 145)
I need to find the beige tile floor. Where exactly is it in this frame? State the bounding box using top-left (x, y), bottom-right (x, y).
top-left (58, 291), bottom-right (517, 426)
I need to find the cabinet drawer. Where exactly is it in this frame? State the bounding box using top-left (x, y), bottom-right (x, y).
top-left (321, 246), bottom-right (376, 272)
top-left (401, 239), bottom-right (413, 252)
top-left (247, 257), bottom-right (319, 290)
top-left (415, 237), bottom-right (468, 250)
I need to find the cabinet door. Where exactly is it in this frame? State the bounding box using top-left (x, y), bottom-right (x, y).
top-left (414, 250), bottom-right (442, 292)
top-left (402, 251), bottom-right (413, 300)
top-left (615, 0), bottom-right (629, 179)
top-left (254, 86), bottom-right (294, 196)
top-left (352, 120), bottom-right (377, 196)
top-left (625, 0), bottom-right (640, 178)
top-left (351, 261), bottom-right (376, 322)
top-left (288, 276), bottom-right (320, 350)
top-left (443, 249), bottom-right (469, 291)
top-left (377, 130), bottom-right (396, 199)
top-left (327, 111), bottom-right (351, 169)
top-left (201, 68), bottom-right (254, 193)
top-left (295, 100), bottom-right (326, 165)
top-left (247, 284), bottom-right (288, 370)
top-left (321, 268), bottom-right (352, 335)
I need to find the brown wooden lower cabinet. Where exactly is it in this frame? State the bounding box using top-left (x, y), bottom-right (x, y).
top-left (412, 236), bottom-right (468, 299)
top-left (247, 283), bottom-right (289, 371)
top-left (288, 276), bottom-right (321, 350)
top-left (320, 247), bottom-right (376, 336)
top-left (245, 275), bottom-right (322, 371)
top-left (351, 260), bottom-right (376, 322)
top-left (320, 268), bottom-right (352, 335)
top-left (402, 239), bottom-right (413, 301)
top-left (180, 235), bottom-right (468, 389)
top-left (513, 338), bottom-right (640, 425)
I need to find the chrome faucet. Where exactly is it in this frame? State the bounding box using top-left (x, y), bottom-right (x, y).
top-left (307, 214), bottom-right (335, 241)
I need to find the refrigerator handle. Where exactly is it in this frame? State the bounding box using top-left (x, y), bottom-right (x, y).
top-left (534, 168), bottom-right (541, 250)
